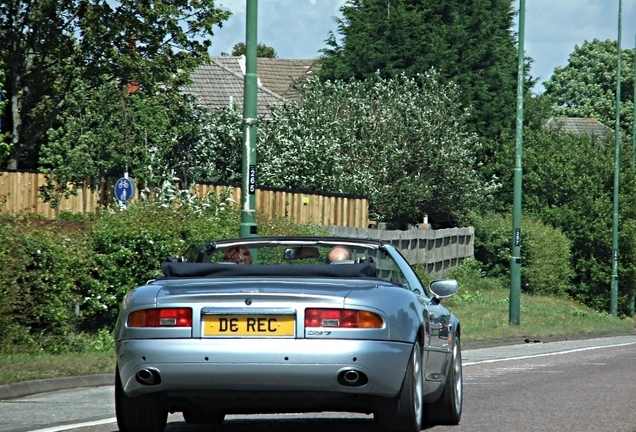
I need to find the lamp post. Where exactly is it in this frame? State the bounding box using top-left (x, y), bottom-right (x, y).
top-left (631, 32), bottom-right (636, 316)
top-left (610, 0), bottom-right (622, 317)
top-left (240, 0), bottom-right (258, 241)
top-left (509, 0), bottom-right (525, 326)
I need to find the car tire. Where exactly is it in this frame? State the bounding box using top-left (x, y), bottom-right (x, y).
top-left (375, 341), bottom-right (423, 432)
top-left (424, 335), bottom-right (463, 425)
top-left (115, 367), bottom-right (168, 432)
top-left (183, 410), bottom-right (225, 424)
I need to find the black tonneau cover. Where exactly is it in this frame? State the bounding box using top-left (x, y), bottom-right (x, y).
top-left (161, 262), bottom-right (377, 279)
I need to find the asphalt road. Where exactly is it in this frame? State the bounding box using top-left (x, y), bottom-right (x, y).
top-left (2, 334), bottom-right (635, 432)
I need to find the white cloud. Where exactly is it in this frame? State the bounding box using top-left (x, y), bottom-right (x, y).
top-left (210, 0), bottom-right (636, 91)
top-left (211, 0), bottom-right (346, 58)
top-left (524, 0), bottom-right (636, 92)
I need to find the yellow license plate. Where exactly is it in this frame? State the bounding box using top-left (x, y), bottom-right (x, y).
top-left (203, 315), bottom-right (295, 336)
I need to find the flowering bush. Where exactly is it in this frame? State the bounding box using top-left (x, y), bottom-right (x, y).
top-left (187, 71), bottom-right (496, 227)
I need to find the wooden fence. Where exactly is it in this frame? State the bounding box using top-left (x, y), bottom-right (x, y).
top-left (330, 225), bottom-right (474, 275)
top-left (0, 172), bottom-right (474, 273)
top-left (0, 171), bottom-right (370, 228)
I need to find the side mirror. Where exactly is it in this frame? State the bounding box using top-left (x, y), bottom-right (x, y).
top-left (429, 279), bottom-right (459, 299)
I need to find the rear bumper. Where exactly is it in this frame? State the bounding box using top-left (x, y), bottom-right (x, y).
top-left (116, 338), bottom-right (411, 399)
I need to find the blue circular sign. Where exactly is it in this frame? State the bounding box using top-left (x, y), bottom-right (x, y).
top-left (114, 177), bottom-right (135, 202)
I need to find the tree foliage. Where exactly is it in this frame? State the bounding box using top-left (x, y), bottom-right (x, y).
top-left (0, 0), bottom-right (230, 169)
top-left (471, 211), bottom-right (573, 298)
top-left (494, 120), bottom-right (636, 313)
top-left (543, 39), bottom-right (635, 138)
top-left (0, 63), bottom-right (9, 160)
top-left (39, 79), bottom-right (205, 206)
top-left (187, 71), bottom-right (496, 228)
top-left (318, 0), bottom-right (524, 140)
top-left (261, 72), bottom-right (497, 227)
top-left (174, 106), bottom-right (245, 186)
top-left (229, 42), bottom-right (278, 58)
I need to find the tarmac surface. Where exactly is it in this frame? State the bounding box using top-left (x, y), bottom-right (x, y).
top-left (1, 330), bottom-right (634, 401)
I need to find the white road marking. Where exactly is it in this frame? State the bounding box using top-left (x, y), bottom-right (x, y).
top-left (464, 341), bottom-right (636, 366)
top-left (28, 417), bottom-right (116, 432)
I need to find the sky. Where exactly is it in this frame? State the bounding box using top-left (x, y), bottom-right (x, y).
top-left (210, 0), bottom-right (636, 93)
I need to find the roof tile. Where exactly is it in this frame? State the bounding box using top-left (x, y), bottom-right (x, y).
top-left (183, 56), bottom-right (320, 117)
top-left (545, 117), bottom-right (613, 141)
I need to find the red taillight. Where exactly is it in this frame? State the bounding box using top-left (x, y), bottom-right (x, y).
top-left (304, 308), bottom-right (383, 328)
top-left (128, 308), bottom-right (192, 327)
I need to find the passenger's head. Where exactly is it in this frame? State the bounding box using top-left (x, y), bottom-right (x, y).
top-left (223, 245), bottom-right (253, 264)
top-left (326, 245), bottom-right (352, 264)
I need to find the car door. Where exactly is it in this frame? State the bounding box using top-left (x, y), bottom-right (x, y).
top-left (421, 297), bottom-right (451, 381)
top-left (380, 244), bottom-right (452, 381)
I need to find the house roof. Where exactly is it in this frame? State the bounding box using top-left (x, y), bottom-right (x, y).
top-left (254, 57), bottom-right (320, 99)
top-left (183, 56), bottom-right (320, 117)
top-left (545, 117), bottom-right (613, 141)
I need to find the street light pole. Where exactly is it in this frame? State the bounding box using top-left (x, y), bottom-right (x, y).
top-left (610, 0), bottom-right (622, 317)
top-left (240, 0), bottom-right (258, 241)
top-left (631, 32), bottom-right (635, 316)
top-left (510, 0), bottom-right (525, 326)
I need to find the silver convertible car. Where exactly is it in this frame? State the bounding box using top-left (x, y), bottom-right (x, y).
top-left (114, 237), bottom-right (463, 432)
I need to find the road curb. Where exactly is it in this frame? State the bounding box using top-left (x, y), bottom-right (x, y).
top-left (0, 374), bottom-right (114, 400)
top-left (462, 329), bottom-right (636, 350)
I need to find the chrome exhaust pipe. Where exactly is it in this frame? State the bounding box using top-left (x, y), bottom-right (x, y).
top-left (136, 368), bottom-right (161, 386)
top-left (337, 369), bottom-right (368, 387)
top-left (344, 370), bottom-right (360, 384)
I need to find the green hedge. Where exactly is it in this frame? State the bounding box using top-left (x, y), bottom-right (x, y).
top-left (0, 217), bottom-right (92, 351)
top-left (471, 212), bottom-right (573, 297)
top-left (0, 206), bottom-right (575, 354)
top-left (0, 197), bottom-right (241, 353)
top-left (0, 194), bottom-right (334, 353)
top-left (83, 201), bottom-right (243, 330)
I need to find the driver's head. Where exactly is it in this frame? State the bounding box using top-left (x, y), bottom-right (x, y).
top-left (326, 246), bottom-right (352, 264)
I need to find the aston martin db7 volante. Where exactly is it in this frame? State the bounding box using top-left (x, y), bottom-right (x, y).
top-left (114, 236), bottom-right (462, 432)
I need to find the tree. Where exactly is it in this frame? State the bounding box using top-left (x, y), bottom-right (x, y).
top-left (543, 39), bottom-right (635, 138)
top-left (39, 78), bottom-right (205, 206)
top-left (479, 93), bottom-right (555, 214)
top-left (229, 42), bottom-right (277, 58)
top-left (0, 63), bottom-right (9, 160)
top-left (172, 71), bottom-right (494, 227)
top-left (256, 72), bottom-right (496, 227)
top-left (490, 118), bottom-right (636, 313)
top-left (0, 0), bottom-right (230, 169)
top-left (173, 106), bottom-right (245, 186)
top-left (319, 0), bottom-right (525, 140)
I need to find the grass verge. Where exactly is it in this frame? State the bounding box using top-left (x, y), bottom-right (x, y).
top-left (445, 285), bottom-right (635, 344)
top-left (0, 351), bottom-right (116, 385)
